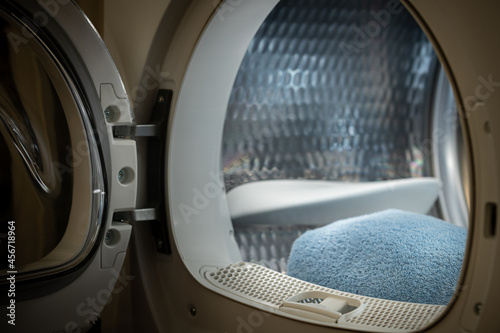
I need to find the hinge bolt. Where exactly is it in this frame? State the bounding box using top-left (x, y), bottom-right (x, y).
top-left (190, 306), bottom-right (197, 316)
top-left (105, 231), bottom-right (112, 244)
top-left (104, 108), bottom-right (111, 119)
top-left (117, 169), bottom-right (125, 183)
top-left (474, 303), bottom-right (483, 315)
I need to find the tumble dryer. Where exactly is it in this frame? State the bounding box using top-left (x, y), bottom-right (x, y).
top-left (0, 0), bottom-right (499, 332)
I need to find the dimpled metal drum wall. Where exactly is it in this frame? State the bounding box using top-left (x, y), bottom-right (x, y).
top-left (222, 0), bottom-right (446, 272)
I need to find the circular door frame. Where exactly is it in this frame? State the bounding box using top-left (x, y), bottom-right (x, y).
top-left (152, 0), bottom-right (500, 332)
top-left (404, 0), bottom-right (500, 331)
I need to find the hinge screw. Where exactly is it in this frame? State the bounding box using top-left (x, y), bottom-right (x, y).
top-left (117, 169), bottom-right (125, 183)
top-left (158, 95), bottom-right (165, 104)
top-left (474, 303), bottom-right (483, 315)
top-left (190, 306), bottom-right (197, 316)
top-left (156, 239), bottom-right (163, 249)
top-left (105, 231), bottom-right (112, 244)
top-left (104, 107), bottom-right (112, 121)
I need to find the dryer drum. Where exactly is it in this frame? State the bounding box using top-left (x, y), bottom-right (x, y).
top-left (168, 0), bottom-right (477, 331)
top-left (222, 0), bottom-right (469, 273)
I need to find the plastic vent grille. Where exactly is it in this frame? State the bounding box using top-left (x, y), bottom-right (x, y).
top-left (206, 262), bottom-right (446, 331)
top-left (298, 297), bottom-right (323, 304)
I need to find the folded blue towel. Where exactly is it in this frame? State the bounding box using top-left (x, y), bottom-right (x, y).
top-left (287, 209), bottom-right (467, 305)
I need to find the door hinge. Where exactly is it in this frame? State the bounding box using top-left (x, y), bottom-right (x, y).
top-left (112, 90), bottom-right (172, 254)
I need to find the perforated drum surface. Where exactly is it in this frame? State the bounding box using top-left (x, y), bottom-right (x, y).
top-left (234, 225), bottom-right (315, 273)
top-left (224, 0), bottom-right (444, 277)
top-left (222, 0), bottom-right (438, 191)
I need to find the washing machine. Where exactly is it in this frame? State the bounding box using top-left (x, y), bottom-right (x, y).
top-left (0, 0), bottom-right (499, 332)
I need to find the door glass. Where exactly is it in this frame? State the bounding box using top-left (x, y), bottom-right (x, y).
top-left (0, 9), bottom-right (103, 275)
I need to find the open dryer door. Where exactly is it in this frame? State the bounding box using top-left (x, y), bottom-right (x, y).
top-left (0, 1), bottom-right (136, 332)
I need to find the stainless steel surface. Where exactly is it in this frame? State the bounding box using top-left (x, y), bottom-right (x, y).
top-left (432, 67), bottom-right (470, 227)
top-left (234, 224), bottom-right (315, 273)
top-left (222, 0), bottom-right (438, 191)
top-left (113, 124), bottom-right (158, 138)
top-left (221, 0), bottom-right (462, 272)
top-left (113, 208), bottom-right (158, 222)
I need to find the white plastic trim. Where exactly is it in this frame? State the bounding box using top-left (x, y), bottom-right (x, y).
top-left (228, 178), bottom-right (442, 225)
top-left (204, 262), bottom-right (446, 332)
top-left (281, 291), bottom-right (364, 324)
top-left (168, 0), bottom-right (280, 269)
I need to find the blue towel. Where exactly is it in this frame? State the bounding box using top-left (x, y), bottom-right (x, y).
top-left (287, 209), bottom-right (467, 305)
